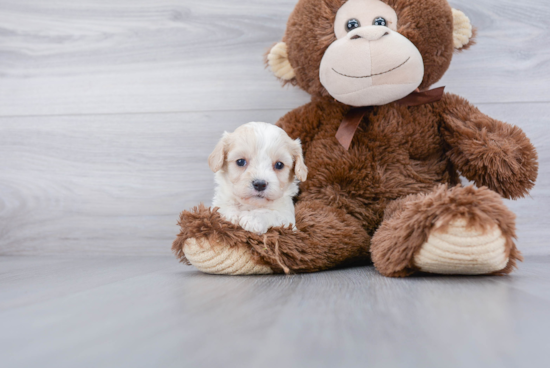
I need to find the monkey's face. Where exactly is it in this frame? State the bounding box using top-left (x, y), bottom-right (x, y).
top-left (319, 0), bottom-right (424, 106)
top-left (268, 0), bottom-right (473, 104)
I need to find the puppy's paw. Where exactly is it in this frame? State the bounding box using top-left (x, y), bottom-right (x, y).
top-left (239, 215), bottom-right (269, 235)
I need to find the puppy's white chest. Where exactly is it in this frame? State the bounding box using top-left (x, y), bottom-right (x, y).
top-left (238, 207), bottom-right (295, 235)
top-left (217, 205), bottom-right (295, 235)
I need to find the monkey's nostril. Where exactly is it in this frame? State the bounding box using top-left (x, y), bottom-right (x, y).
top-left (252, 180), bottom-right (268, 192)
top-left (351, 35), bottom-right (361, 40)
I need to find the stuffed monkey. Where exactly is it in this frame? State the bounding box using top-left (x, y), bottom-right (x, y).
top-left (173, 0), bottom-right (538, 277)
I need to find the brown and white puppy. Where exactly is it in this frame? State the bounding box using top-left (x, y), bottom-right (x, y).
top-left (208, 122), bottom-right (307, 235)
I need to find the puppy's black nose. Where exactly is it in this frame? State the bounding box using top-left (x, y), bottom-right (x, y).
top-left (253, 180), bottom-right (268, 192)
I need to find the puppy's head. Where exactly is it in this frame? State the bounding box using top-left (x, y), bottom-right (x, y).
top-left (209, 122), bottom-right (307, 207)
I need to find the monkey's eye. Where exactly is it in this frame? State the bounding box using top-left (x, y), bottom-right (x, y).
top-left (373, 17), bottom-right (387, 26)
top-left (346, 18), bottom-right (361, 32)
top-left (274, 162), bottom-right (285, 170)
top-left (236, 159), bottom-right (247, 167)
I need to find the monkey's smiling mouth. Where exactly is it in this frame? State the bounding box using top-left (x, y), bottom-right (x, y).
top-left (332, 57), bottom-right (410, 79)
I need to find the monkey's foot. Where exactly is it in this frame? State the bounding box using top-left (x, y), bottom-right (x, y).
top-left (184, 238), bottom-right (273, 275)
top-left (371, 185), bottom-right (522, 277)
top-left (413, 218), bottom-right (508, 275)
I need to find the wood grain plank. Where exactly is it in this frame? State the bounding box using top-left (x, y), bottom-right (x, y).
top-left (441, 0), bottom-right (550, 103)
top-left (0, 109), bottom-right (287, 255)
top-left (0, 0), bottom-right (308, 116)
top-left (0, 0), bottom-right (549, 117)
top-left (0, 256), bottom-right (549, 368)
top-left (0, 103), bottom-right (547, 256)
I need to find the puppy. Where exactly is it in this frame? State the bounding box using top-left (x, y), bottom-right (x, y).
top-left (208, 122), bottom-right (308, 235)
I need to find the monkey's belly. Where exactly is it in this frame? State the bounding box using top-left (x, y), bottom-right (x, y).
top-left (303, 137), bottom-right (444, 204)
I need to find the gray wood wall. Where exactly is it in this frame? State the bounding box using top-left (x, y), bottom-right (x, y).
top-left (0, 0), bottom-right (548, 256)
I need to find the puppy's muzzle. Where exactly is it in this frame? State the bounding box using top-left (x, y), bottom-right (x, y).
top-left (252, 180), bottom-right (268, 192)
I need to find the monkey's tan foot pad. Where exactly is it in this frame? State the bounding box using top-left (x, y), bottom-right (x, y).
top-left (184, 238), bottom-right (273, 275)
top-left (413, 218), bottom-right (508, 275)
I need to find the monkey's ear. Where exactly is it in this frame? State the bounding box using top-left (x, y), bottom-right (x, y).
top-left (267, 42), bottom-right (296, 81)
top-left (452, 9), bottom-right (475, 50)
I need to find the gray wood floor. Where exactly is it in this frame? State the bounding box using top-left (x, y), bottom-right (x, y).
top-left (1, 255), bottom-right (550, 368)
top-left (1, 0), bottom-right (549, 367)
top-left (0, 0), bottom-right (549, 256)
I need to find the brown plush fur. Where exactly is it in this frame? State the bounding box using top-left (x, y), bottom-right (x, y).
top-left (440, 94), bottom-right (538, 199)
top-left (173, 202), bottom-right (370, 273)
top-left (370, 184), bottom-right (522, 277)
top-left (174, 0), bottom-right (538, 277)
top-left (173, 204), bottom-right (270, 268)
top-left (282, 0), bottom-right (455, 95)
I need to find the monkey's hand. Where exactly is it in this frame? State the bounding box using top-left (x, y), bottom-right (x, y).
top-left (440, 94), bottom-right (538, 199)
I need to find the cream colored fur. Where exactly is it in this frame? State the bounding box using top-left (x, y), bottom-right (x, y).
top-left (318, 0), bottom-right (424, 106)
top-left (414, 218), bottom-right (509, 275)
top-left (210, 122), bottom-right (307, 235)
top-left (452, 9), bottom-right (473, 49)
top-left (184, 238), bottom-right (273, 275)
top-left (267, 42), bottom-right (295, 81)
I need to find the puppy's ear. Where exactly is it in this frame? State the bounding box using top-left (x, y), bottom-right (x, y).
top-left (291, 138), bottom-right (308, 182)
top-left (208, 133), bottom-right (228, 173)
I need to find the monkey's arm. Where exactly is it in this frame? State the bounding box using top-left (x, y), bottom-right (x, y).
top-left (439, 94), bottom-right (538, 199)
top-left (173, 200), bottom-right (371, 274)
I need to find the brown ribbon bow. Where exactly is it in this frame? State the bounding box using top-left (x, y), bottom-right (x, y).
top-left (335, 86), bottom-right (446, 150)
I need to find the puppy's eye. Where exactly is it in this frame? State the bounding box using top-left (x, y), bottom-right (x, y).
top-left (346, 18), bottom-right (361, 32)
top-left (373, 17), bottom-right (387, 26)
top-left (274, 162), bottom-right (285, 170)
top-left (236, 159), bottom-right (247, 167)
